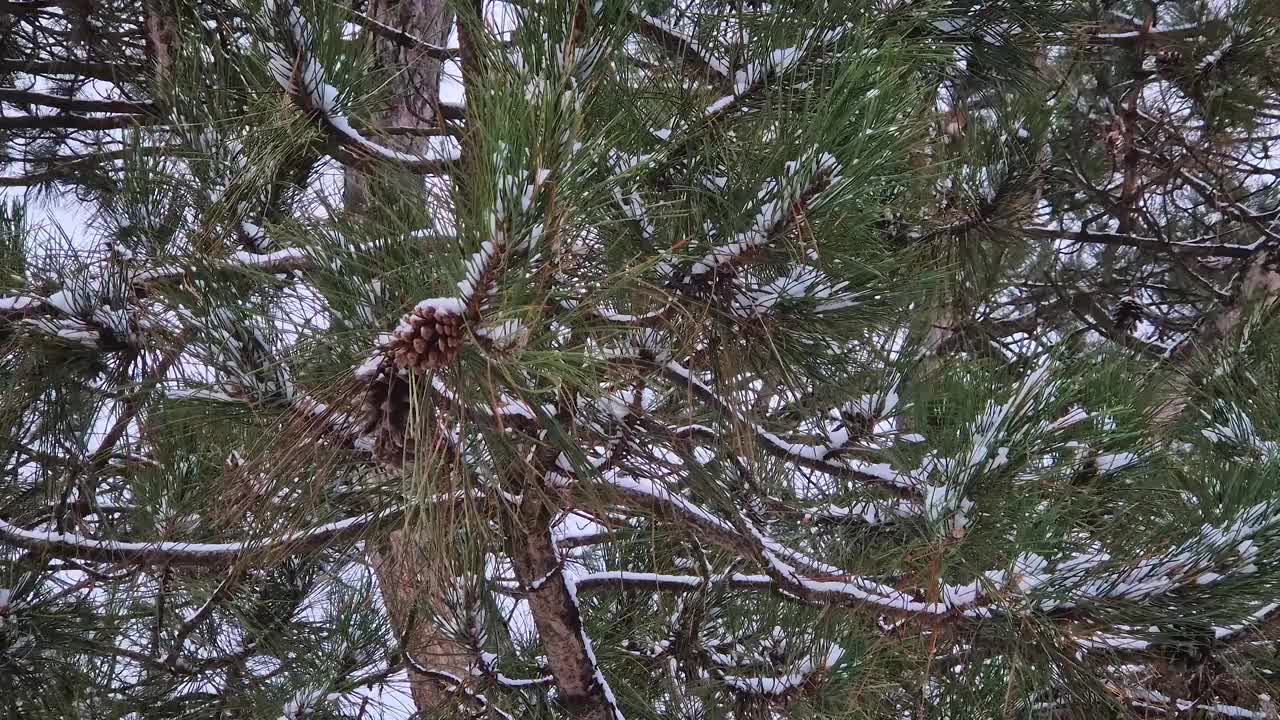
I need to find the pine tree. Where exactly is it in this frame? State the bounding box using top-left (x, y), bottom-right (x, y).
top-left (3, 1), bottom-right (1280, 719)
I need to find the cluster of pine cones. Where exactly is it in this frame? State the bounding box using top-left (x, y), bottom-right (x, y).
top-left (385, 302), bottom-right (464, 373)
top-left (357, 301), bottom-right (466, 467)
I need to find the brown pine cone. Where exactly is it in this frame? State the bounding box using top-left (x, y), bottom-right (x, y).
top-left (385, 300), bottom-right (465, 374)
top-left (358, 359), bottom-right (415, 467)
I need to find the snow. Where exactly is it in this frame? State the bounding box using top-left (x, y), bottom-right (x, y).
top-left (1202, 402), bottom-right (1279, 459)
top-left (562, 575), bottom-right (625, 719)
top-left (412, 297), bottom-right (465, 316)
top-left (731, 266), bottom-right (866, 318)
top-left (1214, 602), bottom-right (1280, 640)
top-left (637, 15), bottom-right (731, 79)
top-left (27, 318), bottom-right (102, 346)
top-left (266, 0), bottom-right (458, 168)
top-left (230, 247), bottom-right (308, 269)
top-left (46, 287), bottom-right (86, 315)
top-left (799, 576), bottom-right (948, 614)
top-left (578, 571), bottom-right (702, 588)
top-left (721, 646), bottom-right (843, 695)
top-left (804, 499), bottom-right (920, 525)
top-left (1047, 407), bottom-right (1089, 432)
top-left (1076, 633), bottom-right (1150, 651)
top-left (686, 153), bottom-right (837, 283)
top-left (458, 239), bottom-right (501, 302)
top-left (280, 688), bottom-right (339, 720)
top-left (354, 352), bottom-right (385, 381)
top-left (476, 319), bottom-right (525, 349)
top-left (0, 295), bottom-right (39, 311)
top-left (705, 94), bottom-right (735, 115)
top-left (1198, 36), bottom-right (1228, 70)
top-left (1094, 452), bottom-right (1140, 474)
top-left (0, 509), bottom-right (395, 561)
top-left (1124, 688), bottom-right (1268, 719)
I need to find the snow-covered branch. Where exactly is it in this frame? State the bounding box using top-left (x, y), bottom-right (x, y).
top-left (266, 0), bottom-right (460, 175)
top-left (0, 509), bottom-right (400, 565)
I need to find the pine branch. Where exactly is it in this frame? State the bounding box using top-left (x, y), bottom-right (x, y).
top-left (630, 13), bottom-right (734, 93)
top-left (0, 88), bottom-right (158, 115)
top-left (0, 508), bottom-right (401, 566)
top-left (1023, 225), bottom-right (1261, 259)
top-left (507, 500), bottom-right (625, 720)
top-left (0, 60), bottom-right (148, 82)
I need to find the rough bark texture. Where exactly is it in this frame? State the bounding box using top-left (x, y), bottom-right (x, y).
top-left (509, 498), bottom-right (617, 720)
top-left (343, 0), bottom-right (454, 212)
top-left (348, 0), bottom-right (468, 712)
top-left (143, 0), bottom-right (181, 87)
top-left (369, 530), bottom-right (472, 711)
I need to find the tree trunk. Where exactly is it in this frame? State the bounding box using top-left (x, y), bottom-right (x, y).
top-left (343, 0), bottom-right (454, 214)
top-left (370, 530), bottom-right (472, 711)
top-left (143, 0), bottom-right (181, 89)
top-left (345, 0), bottom-right (469, 711)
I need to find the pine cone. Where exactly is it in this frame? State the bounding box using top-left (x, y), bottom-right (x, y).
top-left (385, 301), bottom-right (464, 374)
top-left (1156, 46), bottom-right (1185, 71)
top-left (1112, 295), bottom-right (1144, 335)
top-left (359, 360), bottom-right (415, 467)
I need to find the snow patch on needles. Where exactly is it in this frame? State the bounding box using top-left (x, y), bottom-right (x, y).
top-left (1030, 501), bottom-right (1277, 609)
top-left (731, 265), bottom-right (868, 318)
top-left (1202, 402), bottom-right (1279, 460)
top-left (280, 688), bottom-right (339, 720)
top-left (686, 152), bottom-right (838, 283)
top-left (721, 645), bottom-right (844, 696)
top-left (910, 357), bottom-right (1061, 537)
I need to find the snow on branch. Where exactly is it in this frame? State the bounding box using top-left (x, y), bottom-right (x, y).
top-left (451, 144), bottom-right (554, 318)
top-left (265, 0), bottom-right (458, 174)
top-left (730, 265), bottom-right (870, 319)
top-left (720, 645), bottom-right (844, 697)
top-left (911, 357), bottom-right (1061, 538)
top-left (801, 498), bottom-right (920, 526)
top-left (1118, 687), bottom-right (1271, 719)
top-left (662, 360), bottom-right (916, 495)
top-left (398, 656), bottom-right (517, 720)
top-left (571, 566), bottom-right (948, 616)
top-left (576, 474), bottom-right (964, 615)
top-left (204, 306), bottom-right (296, 404)
top-left (280, 688), bottom-right (341, 720)
top-left (631, 14), bottom-right (733, 92)
top-left (1214, 602), bottom-right (1280, 640)
top-left (683, 151), bottom-right (839, 285)
top-left (0, 509), bottom-right (400, 566)
top-left (701, 27), bottom-right (838, 118)
top-left (509, 514), bottom-right (626, 720)
top-left (592, 469), bottom-right (839, 576)
top-left (1000, 499), bottom-right (1279, 614)
top-left (1202, 401), bottom-right (1279, 461)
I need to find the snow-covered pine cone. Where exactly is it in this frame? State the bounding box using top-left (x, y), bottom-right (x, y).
top-left (386, 300), bottom-right (464, 374)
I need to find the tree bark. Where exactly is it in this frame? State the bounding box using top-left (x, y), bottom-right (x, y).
top-left (507, 498), bottom-right (619, 720)
top-left (143, 0), bottom-right (181, 88)
top-left (369, 530), bottom-right (472, 711)
top-left (343, 0), bottom-right (454, 213)
top-left (345, 0), bottom-right (470, 712)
